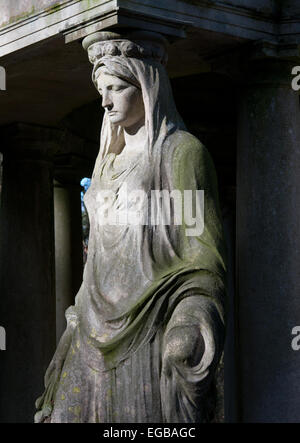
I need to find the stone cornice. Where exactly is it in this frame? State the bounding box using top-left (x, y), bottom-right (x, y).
top-left (63, 7), bottom-right (188, 43)
top-left (1, 0), bottom-right (300, 58)
top-left (0, 0), bottom-right (116, 58)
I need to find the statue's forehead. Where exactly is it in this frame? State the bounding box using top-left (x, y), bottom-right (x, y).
top-left (96, 72), bottom-right (129, 86)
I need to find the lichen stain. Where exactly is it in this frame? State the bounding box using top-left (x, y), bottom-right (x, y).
top-left (7, 5), bottom-right (35, 26)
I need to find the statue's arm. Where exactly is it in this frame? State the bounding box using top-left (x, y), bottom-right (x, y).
top-left (161, 293), bottom-right (224, 422)
top-left (160, 133), bottom-right (226, 422)
top-left (162, 294), bottom-right (224, 374)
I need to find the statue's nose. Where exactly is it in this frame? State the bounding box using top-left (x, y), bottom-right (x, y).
top-left (102, 92), bottom-right (113, 110)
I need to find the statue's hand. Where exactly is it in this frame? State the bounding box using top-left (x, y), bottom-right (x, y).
top-left (162, 325), bottom-right (205, 376)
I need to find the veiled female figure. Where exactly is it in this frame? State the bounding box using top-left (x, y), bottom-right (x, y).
top-left (35, 31), bottom-right (226, 423)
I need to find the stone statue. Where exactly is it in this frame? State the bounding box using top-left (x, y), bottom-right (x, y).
top-left (35, 31), bottom-right (226, 423)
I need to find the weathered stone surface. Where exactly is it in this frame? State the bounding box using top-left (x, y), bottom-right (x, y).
top-left (0, 0), bottom-right (62, 27)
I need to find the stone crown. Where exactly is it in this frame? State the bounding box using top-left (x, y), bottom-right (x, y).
top-left (82, 31), bottom-right (168, 66)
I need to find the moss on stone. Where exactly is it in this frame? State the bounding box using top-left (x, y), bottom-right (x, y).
top-left (45, 3), bottom-right (63, 14)
top-left (7, 5), bottom-right (36, 26)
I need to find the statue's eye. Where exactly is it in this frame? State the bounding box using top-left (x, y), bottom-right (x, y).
top-left (108, 85), bottom-right (126, 92)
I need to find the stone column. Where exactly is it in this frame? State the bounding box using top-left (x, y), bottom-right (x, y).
top-left (54, 179), bottom-right (83, 343)
top-left (236, 54), bottom-right (300, 422)
top-left (0, 125), bottom-right (56, 423)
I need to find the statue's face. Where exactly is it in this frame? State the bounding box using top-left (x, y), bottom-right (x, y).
top-left (96, 72), bottom-right (145, 129)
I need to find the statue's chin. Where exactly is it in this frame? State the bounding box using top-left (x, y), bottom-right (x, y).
top-left (107, 113), bottom-right (123, 125)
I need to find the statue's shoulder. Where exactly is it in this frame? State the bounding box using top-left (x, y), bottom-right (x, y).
top-left (167, 130), bottom-right (208, 164)
top-left (165, 130), bottom-right (216, 188)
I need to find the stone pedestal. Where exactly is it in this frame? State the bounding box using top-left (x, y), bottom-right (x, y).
top-left (236, 58), bottom-right (300, 422)
top-left (54, 179), bottom-right (83, 343)
top-left (0, 129), bottom-right (56, 423)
